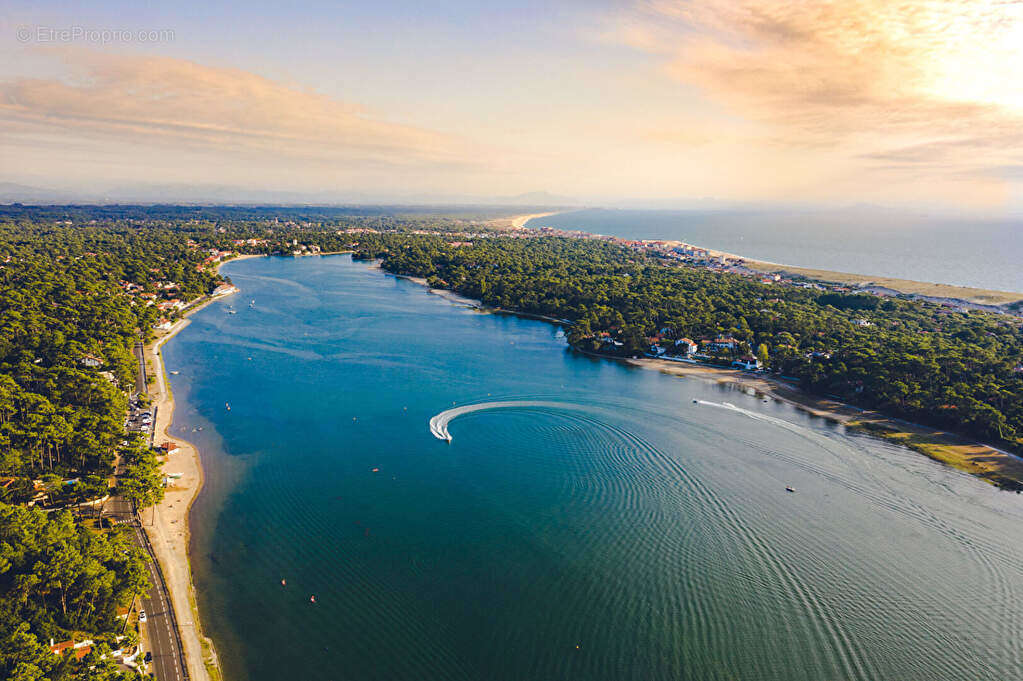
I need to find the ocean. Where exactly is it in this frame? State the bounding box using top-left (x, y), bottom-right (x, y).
top-left (528, 208), bottom-right (1023, 293)
top-left (164, 255), bottom-right (1023, 681)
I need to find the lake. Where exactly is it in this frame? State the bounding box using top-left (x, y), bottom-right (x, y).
top-left (164, 254), bottom-right (1023, 681)
top-left (529, 208), bottom-right (1023, 293)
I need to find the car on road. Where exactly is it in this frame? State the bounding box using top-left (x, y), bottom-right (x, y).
top-left (138, 610), bottom-right (147, 622)
top-left (144, 651), bottom-right (152, 662)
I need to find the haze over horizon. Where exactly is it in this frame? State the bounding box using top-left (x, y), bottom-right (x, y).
top-left (3, 1), bottom-right (1023, 214)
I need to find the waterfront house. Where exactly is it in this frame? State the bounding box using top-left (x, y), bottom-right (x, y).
top-left (211, 284), bottom-right (238, 297)
top-left (731, 356), bottom-right (762, 371)
top-left (674, 338), bottom-right (698, 356)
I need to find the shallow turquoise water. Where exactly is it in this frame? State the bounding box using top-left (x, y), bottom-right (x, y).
top-left (164, 255), bottom-right (1023, 681)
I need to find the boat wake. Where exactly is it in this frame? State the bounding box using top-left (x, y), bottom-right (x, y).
top-left (429, 400), bottom-right (579, 441)
top-left (693, 400), bottom-right (819, 440)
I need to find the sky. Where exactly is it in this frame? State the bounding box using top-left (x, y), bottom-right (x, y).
top-left (1, 0), bottom-right (1022, 210)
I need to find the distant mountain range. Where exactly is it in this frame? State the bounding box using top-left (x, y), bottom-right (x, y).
top-left (0, 182), bottom-right (582, 208)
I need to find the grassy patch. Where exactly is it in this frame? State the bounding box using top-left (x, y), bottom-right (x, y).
top-left (853, 421), bottom-right (1023, 491)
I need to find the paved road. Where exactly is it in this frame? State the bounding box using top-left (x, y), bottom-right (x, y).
top-left (108, 495), bottom-right (188, 681)
top-left (133, 340), bottom-right (147, 396)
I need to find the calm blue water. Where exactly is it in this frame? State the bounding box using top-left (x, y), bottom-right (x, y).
top-left (164, 255), bottom-right (1023, 681)
top-left (530, 208), bottom-right (1023, 293)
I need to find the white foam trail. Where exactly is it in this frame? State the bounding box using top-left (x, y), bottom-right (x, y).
top-left (694, 400), bottom-right (822, 441)
top-left (430, 401), bottom-right (577, 441)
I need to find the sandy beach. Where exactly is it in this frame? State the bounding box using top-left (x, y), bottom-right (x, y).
top-left (140, 256), bottom-right (265, 681)
top-left (617, 237), bottom-right (1023, 308)
top-left (628, 356), bottom-right (1023, 489)
top-left (144, 316), bottom-right (219, 681)
top-left (743, 258), bottom-right (1023, 307)
top-left (485, 211), bottom-right (566, 230)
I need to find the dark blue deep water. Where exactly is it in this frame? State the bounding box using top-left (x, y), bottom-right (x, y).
top-left (163, 255), bottom-right (1023, 681)
top-left (530, 208), bottom-right (1023, 293)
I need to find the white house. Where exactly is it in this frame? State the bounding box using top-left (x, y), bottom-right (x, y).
top-left (211, 284), bottom-right (238, 297)
top-left (674, 338), bottom-right (698, 356)
top-left (731, 356), bottom-right (762, 371)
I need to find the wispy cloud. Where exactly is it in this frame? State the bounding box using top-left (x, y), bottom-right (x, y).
top-left (610, 0), bottom-right (1023, 193)
top-left (0, 49), bottom-right (472, 169)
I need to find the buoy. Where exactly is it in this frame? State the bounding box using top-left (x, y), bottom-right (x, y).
top-left (281, 579), bottom-right (286, 586)
top-left (371, 468), bottom-right (379, 473)
top-left (310, 595), bottom-right (316, 604)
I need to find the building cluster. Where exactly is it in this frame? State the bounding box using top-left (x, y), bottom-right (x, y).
top-left (291, 243), bottom-right (322, 256)
top-left (641, 332), bottom-right (764, 371)
top-left (196, 248), bottom-right (234, 271)
top-left (118, 278), bottom-right (187, 316)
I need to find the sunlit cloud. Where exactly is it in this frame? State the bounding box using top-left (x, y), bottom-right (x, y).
top-left (610, 0), bottom-right (1023, 199)
top-left (0, 49), bottom-right (472, 169)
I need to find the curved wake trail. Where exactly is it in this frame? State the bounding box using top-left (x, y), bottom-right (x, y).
top-left (429, 401), bottom-right (581, 440)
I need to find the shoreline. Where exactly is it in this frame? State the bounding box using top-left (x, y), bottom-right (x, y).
top-left (147, 315), bottom-right (217, 681)
top-left (518, 214), bottom-right (1023, 308)
top-left (147, 249), bottom-right (1021, 681)
top-left (384, 260), bottom-right (1023, 490)
top-left (142, 255), bottom-right (266, 681)
top-left (511, 211), bottom-right (562, 229)
top-left (486, 210), bottom-right (567, 231)
top-left (743, 258), bottom-right (1023, 308)
top-left (623, 357), bottom-right (1023, 489)
top-left (648, 239), bottom-right (1021, 308)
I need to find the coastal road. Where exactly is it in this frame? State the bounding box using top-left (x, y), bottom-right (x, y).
top-left (108, 495), bottom-right (189, 681)
top-left (133, 339), bottom-right (147, 396)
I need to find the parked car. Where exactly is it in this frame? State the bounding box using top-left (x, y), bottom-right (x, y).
top-left (138, 610), bottom-right (147, 622)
